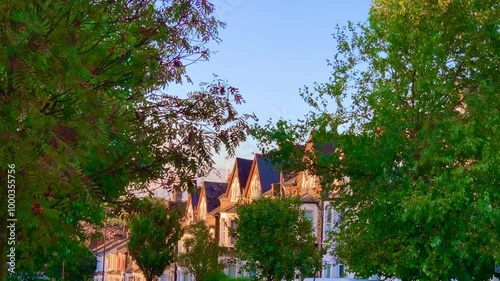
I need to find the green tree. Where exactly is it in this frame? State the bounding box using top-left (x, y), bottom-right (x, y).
top-left (41, 238), bottom-right (96, 281)
top-left (0, 0), bottom-right (250, 278)
top-left (254, 0), bottom-right (499, 280)
top-left (128, 198), bottom-right (182, 281)
top-left (178, 221), bottom-right (224, 281)
top-left (234, 197), bottom-right (321, 281)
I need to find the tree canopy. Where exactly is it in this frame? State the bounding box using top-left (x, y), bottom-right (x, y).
top-left (178, 221), bottom-right (223, 281)
top-left (234, 197), bottom-right (322, 281)
top-left (128, 198), bottom-right (182, 281)
top-left (0, 0), bottom-right (250, 278)
top-left (254, 0), bottom-right (499, 280)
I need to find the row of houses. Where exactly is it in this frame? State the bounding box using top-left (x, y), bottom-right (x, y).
top-left (180, 152), bottom-right (347, 279)
top-left (91, 145), bottom-right (356, 280)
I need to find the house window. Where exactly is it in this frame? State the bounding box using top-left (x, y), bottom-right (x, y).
top-left (245, 270), bottom-right (256, 278)
top-left (306, 175), bottom-right (315, 189)
top-left (324, 264), bottom-right (332, 278)
top-left (251, 174), bottom-right (260, 199)
top-left (229, 219), bottom-right (237, 245)
top-left (325, 206), bottom-right (333, 232)
top-left (230, 176), bottom-right (239, 202)
top-left (200, 199), bottom-right (206, 219)
top-left (302, 173), bottom-right (315, 190)
top-left (304, 210), bottom-right (315, 236)
top-left (220, 218), bottom-right (227, 246)
top-left (228, 265), bottom-right (237, 278)
top-left (325, 206), bottom-right (340, 234)
top-left (183, 272), bottom-right (189, 281)
top-left (305, 210), bottom-right (314, 221)
top-left (338, 264), bottom-right (345, 277)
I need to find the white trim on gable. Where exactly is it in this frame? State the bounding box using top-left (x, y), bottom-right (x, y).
top-left (187, 204), bottom-right (193, 223)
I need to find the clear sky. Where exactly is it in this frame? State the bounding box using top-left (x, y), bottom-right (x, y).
top-left (169, 1), bottom-right (373, 181)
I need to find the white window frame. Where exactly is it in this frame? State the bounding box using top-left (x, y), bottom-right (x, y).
top-left (229, 219), bottom-right (237, 245)
top-left (220, 218), bottom-right (227, 246)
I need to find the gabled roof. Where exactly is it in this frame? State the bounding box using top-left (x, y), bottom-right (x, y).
top-left (204, 181), bottom-right (228, 213)
top-left (255, 154), bottom-right (280, 194)
top-left (306, 130), bottom-right (336, 155)
top-left (191, 189), bottom-right (201, 209)
top-left (236, 158), bottom-right (253, 190)
top-left (224, 157), bottom-right (253, 198)
top-left (244, 154), bottom-right (280, 197)
top-left (313, 142), bottom-right (335, 154)
top-left (185, 188), bottom-right (201, 218)
top-left (92, 236), bottom-right (129, 254)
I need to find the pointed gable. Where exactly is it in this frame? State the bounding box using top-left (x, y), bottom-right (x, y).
top-left (256, 154), bottom-right (280, 194)
top-left (204, 181), bottom-right (228, 213)
top-left (244, 154), bottom-right (280, 200)
top-left (299, 131), bottom-right (336, 194)
top-left (198, 181), bottom-right (227, 220)
top-left (305, 130), bottom-right (336, 154)
top-left (236, 158), bottom-right (252, 191)
top-left (185, 188), bottom-right (201, 223)
top-left (191, 189), bottom-right (200, 209)
top-left (225, 157), bottom-right (252, 202)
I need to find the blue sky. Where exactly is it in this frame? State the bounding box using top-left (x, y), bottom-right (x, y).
top-left (169, 1), bottom-right (373, 180)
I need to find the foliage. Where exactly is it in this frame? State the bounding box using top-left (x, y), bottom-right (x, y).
top-left (178, 221), bottom-right (224, 281)
top-left (254, 0), bottom-right (499, 280)
top-left (42, 238), bottom-right (95, 281)
top-left (202, 272), bottom-right (230, 281)
top-left (0, 0), bottom-right (251, 278)
top-left (234, 197), bottom-right (321, 281)
top-left (202, 272), bottom-right (253, 281)
top-left (128, 198), bottom-right (182, 281)
top-left (6, 236), bottom-right (95, 281)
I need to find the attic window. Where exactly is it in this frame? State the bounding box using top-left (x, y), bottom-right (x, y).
top-left (200, 198), bottom-right (206, 219)
top-left (230, 175), bottom-right (240, 202)
top-left (251, 174), bottom-right (260, 199)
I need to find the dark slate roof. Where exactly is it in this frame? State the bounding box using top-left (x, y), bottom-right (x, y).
top-left (236, 158), bottom-right (252, 191)
top-left (256, 154), bottom-right (280, 194)
top-left (190, 188), bottom-right (201, 209)
top-left (313, 142), bottom-right (335, 155)
top-left (309, 130), bottom-right (335, 155)
top-left (168, 201), bottom-right (187, 213)
top-left (204, 181), bottom-right (228, 213)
